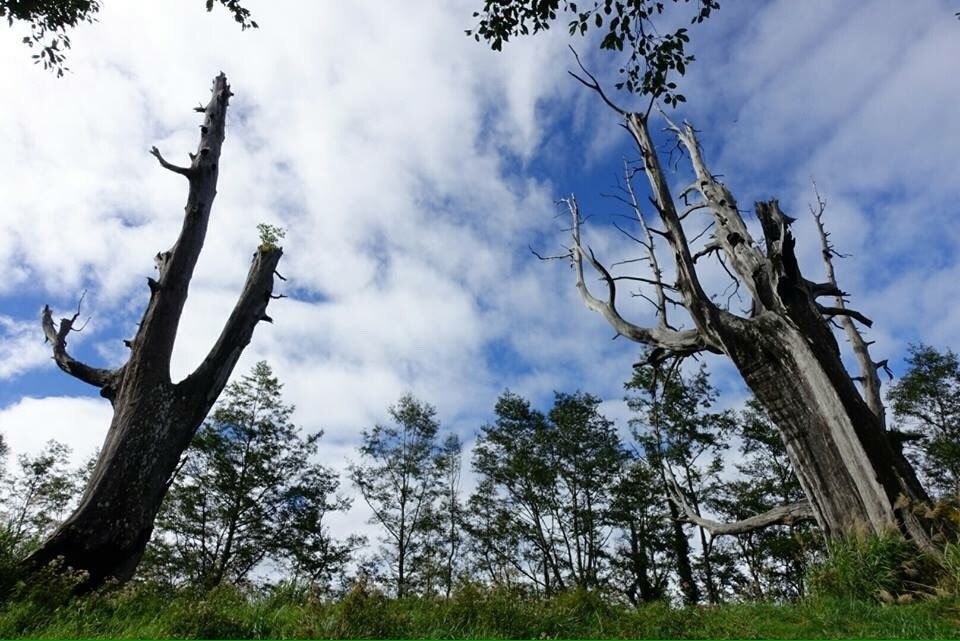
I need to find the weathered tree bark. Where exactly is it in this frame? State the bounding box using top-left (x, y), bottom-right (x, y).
top-left (27, 74), bottom-right (283, 589)
top-left (562, 69), bottom-right (934, 550)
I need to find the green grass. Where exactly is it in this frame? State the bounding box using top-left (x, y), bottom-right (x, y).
top-left (0, 582), bottom-right (957, 639)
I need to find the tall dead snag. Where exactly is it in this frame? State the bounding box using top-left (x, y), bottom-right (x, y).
top-left (27, 73), bottom-right (283, 588)
top-left (561, 69), bottom-right (933, 550)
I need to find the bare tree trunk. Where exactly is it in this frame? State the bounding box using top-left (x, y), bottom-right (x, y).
top-left (560, 68), bottom-right (934, 550)
top-left (27, 74), bottom-right (283, 589)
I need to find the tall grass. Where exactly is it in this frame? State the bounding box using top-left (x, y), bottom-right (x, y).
top-left (0, 580), bottom-right (957, 639)
top-left (807, 528), bottom-right (960, 603)
top-left (808, 530), bottom-right (917, 602)
top-left (2, 530), bottom-right (960, 639)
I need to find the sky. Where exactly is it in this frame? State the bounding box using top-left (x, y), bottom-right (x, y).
top-left (0, 0), bottom-right (958, 546)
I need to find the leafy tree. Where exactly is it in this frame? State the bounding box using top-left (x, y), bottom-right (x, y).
top-left (471, 391), bottom-right (566, 595)
top-left (348, 394), bottom-right (444, 597)
top-left (708, 401), bottom-right (820, 601)
top-left (2, 0), bottom-right (255, 76)
top-left (434, 434), bottom-right (464, 598)
top-left (607, 453), bottom-right (673, 605)
top-left (626, 360), bottom-right (735, 604)
top-left (469, 0), bottom-right (719, 102)
top-left (889, 344), bottom-right (960, 501)
top-left (146, 362), bottom-right (353, 590)
top-left (406, 434), bottom-right (464, 598)
top-left (0, 440), bottom-right (81, 554)
top-left (282, 466), bottom-right (364, 591)
top-left (548, 391), bottom-right (626, 589)
top-left (470, 390), bottom-right (627, 594)
top-left (464, 477), bottom-right (535, 590)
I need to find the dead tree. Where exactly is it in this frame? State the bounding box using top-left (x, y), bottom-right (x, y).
top-left (27, 73), bottom-right (284, 588)
top-left (558, 65), bottom-right (934, 550)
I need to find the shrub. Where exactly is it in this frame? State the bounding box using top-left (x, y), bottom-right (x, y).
top-left (808, 530), bottom-right (918, 602)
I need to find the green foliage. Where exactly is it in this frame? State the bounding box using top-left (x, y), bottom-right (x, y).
top-left (0, 0), bottom-right (100, 76)
top-left (422, 433), bottom-right (465, 598)
top-left (708, 401), bottom-right (821, 601)
top-left (607, 456), bottom-right (674, 604)
top-left (0, 440), bottom-right (82, 557)
top-left (145, 361), bottom-right (355, 590)
top-left (205, 0), bottom-right (257, 30)
top-left (0, 432), bottom-right (7, 477)
top-left (0, 528), bottom-right (21, 598)
top-left (889, 343), bottom-right (960, 500)
top-left (0, 439), bottom-right (92, 598)
top-left (808, 531), bottom-right (918, 603)
top-left (2, 1), bottom-right (255, 76)
top-left (469, 390), bottom-right (626, 594)
top-left (468, 0), bottom-right (719, 103)
top-left (625, 359), bottom-right (736, 604)
top-left (940, 541), bottom-right (960, 593)
top-left (256, 222), bottom-right (286, 250)
top-left (348, 394), bottom-right (446, 597)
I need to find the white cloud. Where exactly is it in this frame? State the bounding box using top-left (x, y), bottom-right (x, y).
top-left (0, 0), bottom-right (958, 548)
top-left (0, 396), bottom-right (110, 466)
top-left (0, 316), bottom-right (51, 380)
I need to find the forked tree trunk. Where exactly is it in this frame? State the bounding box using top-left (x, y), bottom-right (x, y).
top-left (561, 69), bottom-right (934, 550)
top-left (27, 74), bottom-right (283, 588)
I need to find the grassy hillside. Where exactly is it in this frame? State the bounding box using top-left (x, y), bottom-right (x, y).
top-left (1, 582), bottom-right (958, 640)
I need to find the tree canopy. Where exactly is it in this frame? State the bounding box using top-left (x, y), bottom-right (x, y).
top-left (1, 0), bottom-right (255, 75)
top-left (146, 362), bottom-right (355, 590)
top-left (469, 0), bottom-right (719, 104)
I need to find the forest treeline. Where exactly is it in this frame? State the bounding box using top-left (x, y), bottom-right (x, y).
top-left (2, 343), bottom-right (958, 606)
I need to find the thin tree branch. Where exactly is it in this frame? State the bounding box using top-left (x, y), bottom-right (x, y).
top-left (624, 112), bottom-right (721, 338)
top-left (567, 45), bottom-right (627, 116)
top-left (817, 305), bottom-right (874, 328)
top-left (622, 160), bottom-right (672, 327)
top-left (150, 146), bottom-right (194, 178)
top-left (41, 298), bottom-right (120, 397)
top-left (810, 182), bottom-right (885, 422)
top-left (564, 196), bottom-right (709, 357)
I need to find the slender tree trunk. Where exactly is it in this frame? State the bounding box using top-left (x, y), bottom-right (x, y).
top-left (444, 491), bottom-right (458, 599)
top-left (628, 521), bottom-right (655, 603)
top-left (667, 499), bottom-right (700, 605)
top-left (542, 554), bottom-right (551, 596)
top-left (27, 74), bottom-right (283, 589)
top-left (697, 526), bottom-right (718, 604)
top-left (682, 470), bottom-right (718, 604)
top-left (398, 533), bottom-right (406, 598)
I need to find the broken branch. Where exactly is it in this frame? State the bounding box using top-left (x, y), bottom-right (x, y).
top-left (150, 146), bottom-right (194, 178)
top-left (664, 471), bottom-right (814, 536)
top-left (817, 305), bottom-right (874, 328)
top-left (41, 301), bottom-right (119, 395)
top-left (180, 246), bottom-right (283, 413)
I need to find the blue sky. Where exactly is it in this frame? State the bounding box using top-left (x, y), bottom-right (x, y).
top-left (1, 0), bottom-right (958, 540)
